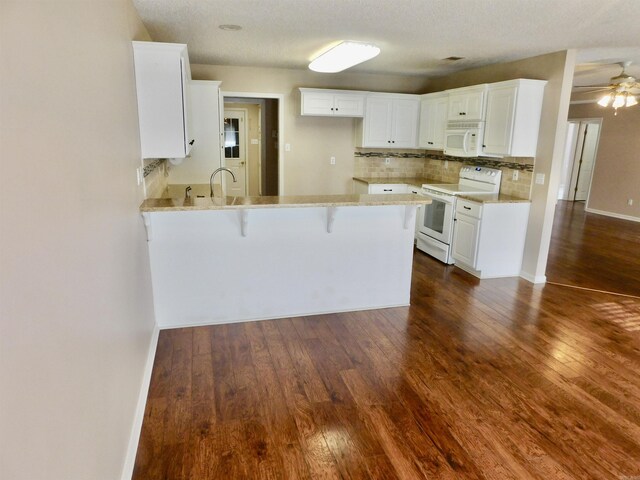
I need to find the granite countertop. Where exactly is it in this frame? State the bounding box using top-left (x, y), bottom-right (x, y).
top-left (353, 176), bottom-right (435, 187)
top-left (140, 193), bottom-right (432, 212)
top-left (457, 192), bottom-right (531, 204)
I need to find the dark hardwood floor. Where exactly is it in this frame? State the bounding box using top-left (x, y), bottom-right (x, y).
top-left (546, 200), bottom-right (640, 297)
top-left (134, 208), bottom-right (640, 479)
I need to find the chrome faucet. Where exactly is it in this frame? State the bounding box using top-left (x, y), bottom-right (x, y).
top-left (210, 167), bottom-right (237, 197)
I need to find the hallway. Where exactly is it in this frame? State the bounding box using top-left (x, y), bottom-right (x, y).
top-left (546, 201), bottom-right (640, 297)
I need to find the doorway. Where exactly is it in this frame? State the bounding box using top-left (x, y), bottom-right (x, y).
top-left (558, 118), bottom-right (602, 202)
top-left (222, 94), bottom-right (282, 196)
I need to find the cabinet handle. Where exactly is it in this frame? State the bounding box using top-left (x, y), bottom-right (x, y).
top-left (189, 139), bottom-right (195, 145)
top-left (331, 107), bottom-right (334, 111)
top-left (392, 140), bottom-right (395, 143)
top-left (383, 189), bottom-right (392, 192)
top-left (428, 141), bottom-right (433, 145)
top-left (482, 144), bottom-right (486, 148)
top-left (463, 206), bottom-right (471, 210)
top-left (335, 108), bottom-right (338, 111)
top-left (387, 140), bottom-right (391, 143)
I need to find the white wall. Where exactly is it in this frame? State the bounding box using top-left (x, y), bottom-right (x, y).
top-left (0, 1), bottom-right (156, 479)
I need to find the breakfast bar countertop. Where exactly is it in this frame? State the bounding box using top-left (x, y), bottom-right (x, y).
top-left (140, 193), bottom-right (432, 212)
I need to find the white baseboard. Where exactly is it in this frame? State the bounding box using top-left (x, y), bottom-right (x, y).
top-left (585, 207), bottom-right (640, 223)
top-left (121, 323), bottom-right (160, 480)
top-left (158, 303), bottom-right (410, 330)
top-left (520, 270), bottom-right (547, 284)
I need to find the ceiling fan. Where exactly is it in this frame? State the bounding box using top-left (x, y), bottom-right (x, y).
top-left (574, 61), bottom-right (639, 114)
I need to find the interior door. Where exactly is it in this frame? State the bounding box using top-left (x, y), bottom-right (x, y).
top-left (568, 121), bottom-right (601, 202)
top-left (223, 109), bottom-right (247, 196)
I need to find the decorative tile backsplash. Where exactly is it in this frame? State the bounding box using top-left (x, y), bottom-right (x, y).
top-left (354, 148), bottom-right (534, 199)
top-left (143, 159), bottom-right (168, 198)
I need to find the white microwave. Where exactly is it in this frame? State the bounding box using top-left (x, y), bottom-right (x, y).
top-left (444, 121), bottom-right (484, 157)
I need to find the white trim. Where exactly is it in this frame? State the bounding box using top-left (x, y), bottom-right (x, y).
top-left (585, 207), bottom-right (640, 223)
top-left (570, 99), bottom-right (598, 105)
top-left (120, 324), bottom-right (160, 480)
top-left (157, 303), bottom-right (410, 330)
top-left (221, 91), bottom-right (285, 195)
top-left (519, 270), bottom-right (547, 284)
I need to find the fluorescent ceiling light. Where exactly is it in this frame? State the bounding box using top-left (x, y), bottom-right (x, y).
top-left (309, 41), bottom-right (380, 73)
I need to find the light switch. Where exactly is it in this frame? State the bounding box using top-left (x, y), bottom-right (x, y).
top-left (285, 143), bottom-right (291, 152)
top-left (535, 173), bottom-right (545, 185)
top-left (250, 139), bottom-right (259, 145)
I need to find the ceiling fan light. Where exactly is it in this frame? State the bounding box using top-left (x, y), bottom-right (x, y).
top-left (309, 41), bottom-right (380, 73)
top-left (612, 94), bottom-right (626, 109)
top-left (597, 93), bottom-right (612, 107)
top-left (626, 95), bottom-right (638, 107)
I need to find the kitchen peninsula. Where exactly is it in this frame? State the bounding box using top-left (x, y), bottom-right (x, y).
top-left (140, 193), bottom-right (431, 328)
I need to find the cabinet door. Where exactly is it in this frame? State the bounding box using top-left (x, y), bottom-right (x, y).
top-left (333, 94), bottom-right (364, 117)
top-left (464, 90), bottom-right (485, 120)
top-left (363, 97), bottom-right (393, 147)
top-left (391, 98), bottom-right (419, 148)
top-left (181, 55), bottom-right (194, 156)
top-left (452, 214), bottom-right (480, 267)
top-left (133, 42), bottom-right (191, 159)
top-left (447, 93), bottom-right (467, 119)
top-left (301, 92), bottom-right (335, 116)
top-left (419, 96), bottom-right (448, 149)
top-left (483, 85), bottom-right (517, 155)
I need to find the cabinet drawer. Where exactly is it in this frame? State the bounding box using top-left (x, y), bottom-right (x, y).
top-left (456, 199), bottom-right (482, 219)
top-left (369, 184), bottom-right (407, 194)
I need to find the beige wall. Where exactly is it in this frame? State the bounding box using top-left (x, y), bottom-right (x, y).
top-left (192, 64), bottom-right (430, 195)
top-left (568, 102), bottom-right (640, 219)
top-left (0, 1), bottom-right (156, 479)
top-left (427, 51), bottom-right (577, 281)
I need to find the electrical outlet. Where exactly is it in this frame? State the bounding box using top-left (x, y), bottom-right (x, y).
top-left (385, 158), bottom-right (391, 165)
top-left (628, 198), bottom-right (634, 206)
top-left (330, 156), bottom-right (336, 165)
top-left (285, 143), bottom-right (291, 152)
top-left (512, 170), bottom-right (519, 181)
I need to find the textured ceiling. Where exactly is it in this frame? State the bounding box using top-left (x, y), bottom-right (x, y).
top-left (132, 0), bottom-right (640, 86)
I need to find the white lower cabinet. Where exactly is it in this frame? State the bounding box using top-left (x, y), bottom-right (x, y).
top-left (452, 198), bottom-right (530, 278)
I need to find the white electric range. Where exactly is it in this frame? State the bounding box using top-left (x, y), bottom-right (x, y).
top-left (416, 166), bottom-right (502, 264)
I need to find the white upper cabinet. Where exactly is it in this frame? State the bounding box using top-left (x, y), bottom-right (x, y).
top-left (446, 85), bottom-right (487, 121)
top-left (299, 88), bottom-right (366, 117)
top-left (132, 41), bottom-right (194, 159)
top-left (418, 92), bottom-right (449, 149)
top-left (356, 94), bottom-right (420, 148)
top-left (482, 79), bottom-right (547, 157)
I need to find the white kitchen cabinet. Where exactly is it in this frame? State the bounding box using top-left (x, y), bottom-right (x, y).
top-left (356, 94), bottom-right (420, 148)
top-left (452, 198), bottom-right (530, 278)
top-left (132, 41), bottom-right (194, 159)
top-left (418, 92), bottom-right (449, 150)
top-left (446, 85), bottom-right (487, 121)
top-left (299, 88), bottom-right (366, 117)
top-left (482, 79), bottom-right (547, 157)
